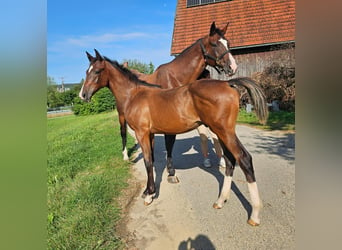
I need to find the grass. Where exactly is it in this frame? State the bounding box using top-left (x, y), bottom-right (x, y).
top-left (47, 112), bottom-right (135, 249)
top-left (47, 109), bottom-right (294, 249)
top-left (237, 109), bottom-right (295, 131)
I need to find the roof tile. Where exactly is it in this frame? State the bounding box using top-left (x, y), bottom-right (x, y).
top-left (171, 0), bottom-right (295, 54)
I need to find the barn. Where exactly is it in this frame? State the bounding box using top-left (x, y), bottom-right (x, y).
top-left (170, 0), bottom-right (295, 78)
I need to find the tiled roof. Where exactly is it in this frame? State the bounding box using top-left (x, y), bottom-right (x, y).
top-left (171, 0), bottom-right (295, 55)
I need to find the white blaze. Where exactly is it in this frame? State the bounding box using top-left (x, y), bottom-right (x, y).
top-left (219, 38), bottom-right (228, 50)
top-left (219, 38), bottom-right (237, 73)
top-left (88, 65), bottom-right (93, 73)
top-left (79, 84), bottom-right (85, 100)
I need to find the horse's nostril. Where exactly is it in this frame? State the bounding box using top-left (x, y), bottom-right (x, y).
top-left (83, 93), bottom-right (86, 98)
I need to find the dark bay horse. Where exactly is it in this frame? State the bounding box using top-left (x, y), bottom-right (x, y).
top-left (79, 50), bottom-right (268, 226)
top-left (119, 21), bottom-right (237, 184)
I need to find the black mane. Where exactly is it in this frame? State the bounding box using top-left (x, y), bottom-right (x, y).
top-left (103, 57), bottom-right (161, 88)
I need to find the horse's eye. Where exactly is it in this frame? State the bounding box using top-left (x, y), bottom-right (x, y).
top-left (95, 69), bottom-right (103, 74)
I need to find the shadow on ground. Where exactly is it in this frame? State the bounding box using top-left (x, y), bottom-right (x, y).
top-left (178, 234), bottom-right (215, 250)
top-left (131, 133), bottom-right (252, 219)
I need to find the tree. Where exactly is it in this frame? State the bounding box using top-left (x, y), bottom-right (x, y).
top-left (47, 76), bottom-right (81, 108)
top-left (123, 59), bottom-right (154, 74)
top-left (47, 76), bottom-right (56, 85)
top-left (47, 84), bottom-right (63, 108)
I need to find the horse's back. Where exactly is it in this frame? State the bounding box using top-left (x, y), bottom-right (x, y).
top-left (127, 86), bottom-right (198, 134)
top-left (190, 79), bottom-right (239, 102)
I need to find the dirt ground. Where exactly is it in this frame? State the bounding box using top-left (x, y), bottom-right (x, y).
top-left (117, 125), bottom-right (295, 250)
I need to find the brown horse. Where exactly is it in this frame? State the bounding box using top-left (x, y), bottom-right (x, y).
top-left (79, 50), bottom-right (268, 226)
top-left (119, 21), bottom-right (236, 184)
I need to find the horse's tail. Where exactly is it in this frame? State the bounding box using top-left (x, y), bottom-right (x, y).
top-left (228, 77), bottom-right (269, 125)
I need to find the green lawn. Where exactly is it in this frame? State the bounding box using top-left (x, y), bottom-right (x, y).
top-left (47, 112), bottom-right (135, 249)
top-left (47, 109), bottom-right (293, 249)
top-left (237, 109), bottom-right (295, 131)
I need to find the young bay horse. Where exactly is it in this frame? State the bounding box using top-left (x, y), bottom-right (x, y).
top-left (79, 50), bottom-right (268, 226)
top-left (119, 21), bottom-right (237, 184)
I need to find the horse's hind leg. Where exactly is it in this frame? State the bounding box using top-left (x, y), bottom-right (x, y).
top-left (164, 134), bottom-right (179, 183)
top-left (213, 143), bottom-right (236, 209)
top-left (216, 131), bottom-right (262, 226)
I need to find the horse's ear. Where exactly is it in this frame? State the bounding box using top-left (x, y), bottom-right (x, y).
top-left (222, 22), bottom-right (229, 35)
top-left (86, 51), bottom-right (95, 62)
top-left (209, 21), bottom-right (216, 36)
top-left (94, 49), bottom-right (104, 61)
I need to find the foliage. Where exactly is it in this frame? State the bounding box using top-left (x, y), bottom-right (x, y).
top-left (47, 112), bottom-right (136, 249)
top-left (47, 85), bottom-right (64, 108)
top-left (237, 109), bottom-right (295, 131)
top-left (122, 59), bottom-right (154, 74)
top-left (47, 78), bottom-right (80, 108)
top-left (253, 63), bottom-right (295, 111)
top-left (251, 43), bottom-right (295, 111)
top-left (72, 88), bottom-right (115, 115)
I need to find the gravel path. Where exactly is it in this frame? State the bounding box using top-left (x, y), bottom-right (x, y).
top-left (120, 125), bottom-right (295, 250)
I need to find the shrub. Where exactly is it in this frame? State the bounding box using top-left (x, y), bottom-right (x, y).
top-left (252, 43), bottom-right (295, 111)
top-left (73, 88), bottom-right (115, 115)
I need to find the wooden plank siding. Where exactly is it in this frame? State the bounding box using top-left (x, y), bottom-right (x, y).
top-left (232, 44), bottom-right (295, 77)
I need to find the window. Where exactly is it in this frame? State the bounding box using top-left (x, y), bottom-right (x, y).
top-left (187, 0), bottom-right (231, 8)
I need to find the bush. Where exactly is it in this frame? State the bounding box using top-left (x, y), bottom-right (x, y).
top-left (251, 43), bottom-right (295, 112)
top-left (253, 63), bottom-right (295, 111)
top-left (73, 88), bottom-right (115, 115)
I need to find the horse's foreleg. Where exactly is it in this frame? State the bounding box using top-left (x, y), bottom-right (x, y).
top-left (136, 132), bottom-right (156, 205)
top-left (119, 114), bottom-right (129, 160)
top-left (164, 134), bottom-right (179, 183)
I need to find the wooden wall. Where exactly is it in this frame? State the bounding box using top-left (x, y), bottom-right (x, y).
top-left (231, 43), bottom-right (295, 78)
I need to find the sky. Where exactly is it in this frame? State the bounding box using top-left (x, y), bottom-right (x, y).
top-left (48, 0), bottom-right (177, 84)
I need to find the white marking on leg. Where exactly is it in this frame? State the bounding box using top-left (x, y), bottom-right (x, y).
top-left (247, 182), bottom-right (262, 224)
top-left (122, 147), bottom-right (129, 161)
top-left (144, 193), bottom-right (155, 205)
top-left (215, 176), bottom-right (232, 208)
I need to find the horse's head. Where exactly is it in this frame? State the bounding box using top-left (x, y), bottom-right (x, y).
top-left (79, 49), bottom-right (109, 102)
top-left (202, 21), bottom-right (237, 76)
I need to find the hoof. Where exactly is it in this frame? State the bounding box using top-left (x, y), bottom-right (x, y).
top-left (213, 203), bottom-right (222, 209)
top-left (144, 200), bottom-right (153, 206)
top-left (247, 219), bottom-right (260, 227)
top-left (143, 193), bottom-right (156, 206)
top-left (167, 175), bottom-right (180, 184)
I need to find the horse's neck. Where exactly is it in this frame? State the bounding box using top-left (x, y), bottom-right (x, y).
top-left (107, 65), bottom-right (137, 109)
top-left (133, 40), bottom-right (206, 88)
top-left (169, 40), bottom-right (206, 83)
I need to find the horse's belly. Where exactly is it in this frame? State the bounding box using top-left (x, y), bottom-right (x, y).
top-left (150, 111), bottom-right (198, 134)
